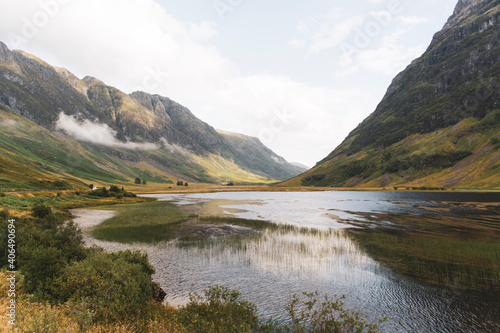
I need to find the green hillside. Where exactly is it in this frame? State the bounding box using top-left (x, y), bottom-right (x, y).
top-left (0, 43), bottom-right (305, 190)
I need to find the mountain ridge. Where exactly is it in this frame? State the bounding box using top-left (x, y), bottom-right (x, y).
top-left (0, 42), bottom-right (305, 190)
top-left (282, 0), bottom-right (500, 190)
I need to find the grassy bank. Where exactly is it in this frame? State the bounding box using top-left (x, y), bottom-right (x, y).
top-left (92, 201), bottom-right (196, 243)
top-left (0, 190), bottom-right (153, 217)
top-left (91, 200), bottom-right (298, 244)
top-left (349, 230), bottom-right (500, 291)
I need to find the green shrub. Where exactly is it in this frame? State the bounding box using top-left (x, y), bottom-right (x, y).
top-left (21, 245), bottom-right (66, 296)
top-left (18, 217), bottom-right (86, 297)
top-left (87, 187), bottom-right (109, 197)
top-left (123, 191), bottom-right (137, 198)
top-left (109, 185), bottom-right (120, 193)
top-left (284, 292), bottom-right (388, 333)
top-left (31, 203), bottom-right (52, 219)
top-left (177, 285), bottom-right (260, 332)
top-left (87, 187), bottom-right (136, 198)
top-left (54, 250), bottom-right (153, 320)
top-left (109, 249), bottom-right (155, 276)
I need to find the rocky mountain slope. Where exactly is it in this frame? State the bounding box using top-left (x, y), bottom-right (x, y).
top-left (283, 0), bottom-right (500, 190)
top-left (0, 43), bottom-right (305, 190)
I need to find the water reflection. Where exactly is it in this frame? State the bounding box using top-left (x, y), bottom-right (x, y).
top-left (175, 228), bottom-right (372, 277)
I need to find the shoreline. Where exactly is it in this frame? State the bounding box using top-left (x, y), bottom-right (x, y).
top-left (122, 184), bottom-right (500, 195)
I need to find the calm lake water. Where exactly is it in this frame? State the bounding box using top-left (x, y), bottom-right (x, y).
top-left (144, 191), bottom-right (500, 332)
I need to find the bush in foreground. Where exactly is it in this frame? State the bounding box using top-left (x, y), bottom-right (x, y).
top-left (176, 286), bottom-right (387, 333)
top-left (54, 248), bottom-right (154, 320)
top-left (177, 285), bottom-right (260, 332)
top-left (284, 292), bottom-right (388, 333)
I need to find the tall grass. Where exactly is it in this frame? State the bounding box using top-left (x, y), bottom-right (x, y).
top-left (92, 201), bottom-right (311, 244)
top-left (198, 215), bottom-right (284, 231)
top-left (14, 296), bottom-right (183, 332)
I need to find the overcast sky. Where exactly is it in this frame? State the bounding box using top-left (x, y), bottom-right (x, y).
top-left (0, 0), bottom-right (458, 167)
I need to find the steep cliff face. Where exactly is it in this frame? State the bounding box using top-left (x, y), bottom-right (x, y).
top-left (0, 42), bottom-right (305, 188)
top-left (283, 0), bottom-right (500, 189)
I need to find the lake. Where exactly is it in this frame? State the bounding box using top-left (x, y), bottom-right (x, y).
top-left (142, 191), bottom-right (499, 332)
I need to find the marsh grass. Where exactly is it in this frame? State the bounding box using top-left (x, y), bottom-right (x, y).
top-left (91, 199), bottom-right (313, 245)
top-left (198, 215), bottom-right (323, 235)
top-left (178, 216), bottom-right (324, 248)
top-left (198, 215), bottom-right (279, 230)
top-left (349, 230), bottom-right (500, 291)
top-left (92, 201), bottom-right (196, 243)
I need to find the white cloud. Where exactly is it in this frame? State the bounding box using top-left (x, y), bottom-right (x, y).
top-left (335, 28), bottom-right (426, 76)
top-left (296, 16), bottom-right (317, 33)
top-left (306, 15), bottom-right (364, 56)
top-left (289, 4), bottom-right (430, 81)
top-left (160, 138), bottom-right (189, 155)
top-left (396, 15), bottom-right (430, 25)
top-left (289, 38), bottom-right (306, 48)
top-left (205, 73), bottom-right (376, 166)
top-left (55, 113), bottom-right (157, 150)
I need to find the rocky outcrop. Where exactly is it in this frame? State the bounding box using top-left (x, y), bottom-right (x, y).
top-left (152, 281), bottom-right (166, 303)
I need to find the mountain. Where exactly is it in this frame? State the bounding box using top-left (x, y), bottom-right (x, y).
top-left (282, 0), bottom-right (500, 190)
top-left (0, 43), bottom-right (305, 190)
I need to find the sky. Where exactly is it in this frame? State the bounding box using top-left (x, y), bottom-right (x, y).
top-left (0, 0), bottom-right (458, 167)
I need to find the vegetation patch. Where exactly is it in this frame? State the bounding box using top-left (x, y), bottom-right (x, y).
top-left (86, 185), bottom-right (137, 199)
top-left (349, 230), bottom-right (500, 291)
top-left (91, 200), bottom-right (296, 244)
top-left (92, 201), bottom-right (196, 243)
